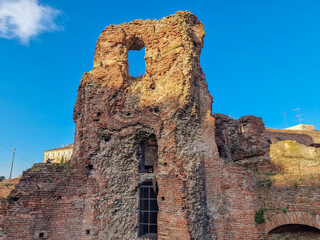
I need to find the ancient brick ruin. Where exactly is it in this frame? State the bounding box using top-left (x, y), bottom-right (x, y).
top-left (1, 12), bottom-right (320, 240)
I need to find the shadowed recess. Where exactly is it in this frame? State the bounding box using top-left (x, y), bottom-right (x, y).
top-left (269, 224), bottom-right (320, 234)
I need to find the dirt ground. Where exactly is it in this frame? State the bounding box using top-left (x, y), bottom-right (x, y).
top-left (0, 178), bottom-right (20, 198)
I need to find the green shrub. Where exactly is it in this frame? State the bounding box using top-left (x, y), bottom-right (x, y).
top-left (254, 208), bottom-right (266, 224)
top-left (257, 179), bottom-right (272, 187)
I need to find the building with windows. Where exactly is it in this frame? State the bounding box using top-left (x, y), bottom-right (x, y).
top-left (43, 144), bottom-right (73, 163)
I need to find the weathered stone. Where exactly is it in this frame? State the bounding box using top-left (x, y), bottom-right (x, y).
top-left (266, 127), bottom-right (320, 146)
top-left (212, 113), bottom-right (270, 162)
top-left (1, 11), bottom-right (320, 240)
top-left (72, 11), bottom-right (211, 240)
top-left (271, 140), bottom-right (320, 174)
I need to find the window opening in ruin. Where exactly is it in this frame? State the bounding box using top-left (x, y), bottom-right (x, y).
top-left (86, 230), bottom-right (90, 235)
top-left (86, 164), bottom-right (93, 170)
top-left (139, 137), bottom-right (158, 173)
top-left (128, 47), bottom-right (146, 77)
top-left (39, 232), bottom-right (44, 238)
top-left (104, 135), bottom-right (111, 142)
top-left (11, 197), bottom-right (19, 202)
top-left (138, 181), bottom-right (158, 238)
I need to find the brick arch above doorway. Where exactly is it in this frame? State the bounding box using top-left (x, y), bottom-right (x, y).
top-left (266, 211), bottom-right (320, 233)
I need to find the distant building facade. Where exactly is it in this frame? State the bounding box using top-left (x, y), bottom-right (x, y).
top-left (285, 124), bottom-right (316, 131)
top-left (44, 144), bottom-right (73, 163)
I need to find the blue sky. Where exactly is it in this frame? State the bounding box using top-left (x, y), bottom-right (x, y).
top-left (0, 0), bottom-right (319, 178)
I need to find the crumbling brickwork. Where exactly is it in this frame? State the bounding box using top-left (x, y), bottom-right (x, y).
top-left (266, 128), bottom-right (320, 146)
top-left (213, 114), bottom-right (270, 162)
top-left (0, 11), bottom-right (320, 240)
top-left (72, 11), bottom-right (212, 240)
top-left (0, 163), bottom-right (88, 239)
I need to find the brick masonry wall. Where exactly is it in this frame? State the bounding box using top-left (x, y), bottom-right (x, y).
top-left (204, 158), bottom-right (265, 239)
top-left (0, 163), bottom-right (88, 240)
top-left (210, 114), bottom-right (320, 239)
top-left (260, 185), bottom-right (320, 239)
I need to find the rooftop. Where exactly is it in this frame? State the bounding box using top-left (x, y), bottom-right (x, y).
top-left (285, 124), bottom-right (316, 131)
top-left (44, 144), bottom-right (74, 152)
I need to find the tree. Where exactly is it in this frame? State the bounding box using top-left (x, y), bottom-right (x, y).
top-left (0, 176), bottom-right (5, 182)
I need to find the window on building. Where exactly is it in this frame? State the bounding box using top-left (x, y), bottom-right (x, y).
top-left (139, 181), bottom-right (158, 238)
top-left (139, 136), bottom-right (158, 173)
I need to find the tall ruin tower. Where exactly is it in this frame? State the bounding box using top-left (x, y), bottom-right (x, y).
top-left (72, 11), bottom-right (217, 239)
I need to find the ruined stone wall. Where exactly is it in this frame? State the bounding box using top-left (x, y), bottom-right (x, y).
top-left (209, 114), bottom-right (273, 239)
top-left (266, 128), bottom-right (320, 146)
top-left (1, 12), bottom-right (320, 240)
top-left (211, 114), bottom-right (320, 239)
top-left (0, 163), bottom-right (88, 240)
top-left (72, 11), bottom-right (214, 240)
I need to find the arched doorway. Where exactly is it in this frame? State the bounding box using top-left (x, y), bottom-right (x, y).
top-left (269, 224), bottom-right (320, 239)
top-left (266, 212), bottom-right (320, 240)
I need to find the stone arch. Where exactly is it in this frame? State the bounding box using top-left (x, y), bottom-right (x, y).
top-left (266, 211), bottom-right (320, 233)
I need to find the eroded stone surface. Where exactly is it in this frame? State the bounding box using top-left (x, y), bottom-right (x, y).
top-left (271, 140), bottom-right (320, 174)
top-left (72, 11), bottom-right (211, 240)
top-left (212, 113), bottom-right (270, 162)
top-left (1, 11), bottom-right (320, 240)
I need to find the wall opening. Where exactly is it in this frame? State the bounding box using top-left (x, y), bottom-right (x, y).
top-left (86, 164), bottom-right (93, 170)
top-left (269, 224), bottom-right (320, 234)
top-left (269, 224), bottom-right (320, 239)
top-left (139, 135), bottom-right (158, 173)
top-left (11, 197), bottom-right (19, 202)
top-left (138, 181), bottom-right (158, 238)
top-left (128, 47), bottom-right (146, 78)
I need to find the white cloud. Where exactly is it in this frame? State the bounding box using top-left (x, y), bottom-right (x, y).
top-left (0, 0), bottom-right (61, 44)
